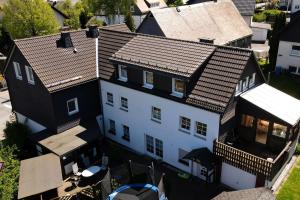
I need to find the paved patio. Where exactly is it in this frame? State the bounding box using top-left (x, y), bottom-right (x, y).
top-left (0, 90), bottom-right (12, 141)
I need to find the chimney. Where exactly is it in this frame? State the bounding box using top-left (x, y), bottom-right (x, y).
top-left (176, 7), bottom-right (181, 12)
top-left (56, 32), bottom-right (73, 48)
top-left (199, 38), bottom-right (215, 44)
top-left (86, 26), bottom-right (99, 38)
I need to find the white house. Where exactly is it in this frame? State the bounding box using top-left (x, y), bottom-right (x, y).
top-left (276, 12), bottom-right (300, 75)
top-left (98, 26), bottom-right (300, 190)
top-left (291, 0), bottom-right (300, 13)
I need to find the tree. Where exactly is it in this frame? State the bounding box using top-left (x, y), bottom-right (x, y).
top-left (167, 0), bottom-right (183, 7)
top-left (2, 0), bottom-right (59, 39)
top-left (0, 144), bottom-right (20, 200)
top-left (124, 12), bottom-right (135, 31)
top-left (4, 122), bottom-right (30, 151)
top-left (0, 23), bottom-right (12, 56)
top-left (269, 12), bottom-right (286, 70)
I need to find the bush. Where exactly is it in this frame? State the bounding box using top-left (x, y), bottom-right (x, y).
top-left (0, 144), bottom-right (20, 200)
top-left (296, 143), bottom-right (300, 155)
top-left (3, 122), bottom-right (29, 151)
top-left (253, 9), bottom-right (282, 22)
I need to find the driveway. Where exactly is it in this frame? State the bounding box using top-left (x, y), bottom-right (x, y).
top-left (0, 90), bottom-right (12, 140)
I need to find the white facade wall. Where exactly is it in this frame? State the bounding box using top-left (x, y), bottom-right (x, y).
top-left (16, 112), bottom-right (46, 133)
top-left (291, 0), bottom-right (300, 13)
top-left (276, 41), bottom-right (300, 74)
top-left (221, 162), bottom-right (257, 190)
top-left (100, 80), bottom-right (220, 173)
top-left (252, 28), bottom-right (268, 42)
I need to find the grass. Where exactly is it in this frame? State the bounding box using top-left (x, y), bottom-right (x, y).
top-left (277, 157), bottom-right (300, 200)
top-left (269, 74), bottom-right (300, 100)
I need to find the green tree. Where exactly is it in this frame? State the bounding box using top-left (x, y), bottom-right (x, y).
top-left (0, 144), bottom-right (20, 200)
top-left (56, 0), bottom-right (81, 29)
top-left (4, 122), bottom-right (30, 151)
top-left (269, 12), bottom-right (286, 70)
top-left (167, 0), bottom-right (183, 7)
top-left (125, 12), bottom-right (135, 31)
top-left (2, 0), bottom-right (59, 39)
top-left (0, 23), bottom-right (12, 56)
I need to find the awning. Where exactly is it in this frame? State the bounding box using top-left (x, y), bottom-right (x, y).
top-left (183, 148), bottom-right (215, 170)
top-left (18, 153), bottom-right (63, 199)
top-left (32, 124), bottom-right (100, 156)
top-left (241, 84), bottom-right (300, 126)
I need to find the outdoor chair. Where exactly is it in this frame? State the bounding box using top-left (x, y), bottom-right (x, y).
top-left (72, 163), bottom-right (82, 177)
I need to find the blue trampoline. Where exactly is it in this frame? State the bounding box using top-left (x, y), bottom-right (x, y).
top-left (107, 184), bottom-right (159, 200)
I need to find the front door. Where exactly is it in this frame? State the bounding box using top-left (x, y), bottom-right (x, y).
top-left (256, 119), bottom-right (269, 144)
top-left (196, 164), bottom-right (207, 181)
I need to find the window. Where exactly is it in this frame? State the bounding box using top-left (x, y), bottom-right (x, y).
top-left (172, 78), bottom-right (184, 97)
top-left (150, 2), bottom-right (160, 7)
top-left (25, 65), bottom-right (35, 84)
top-left (249, 73), bottom-right (256, 87)
top-left (242, 77), bottom-right (249, 91)
top-left (195, 121), bottom-right (207, 137)
top-left (146, 135), bottom-right (154, 153)
top-left (13, 62), bottom-right (22, 80)
top-left (289, 66), bottom-right (297, 73)
top-left (155, 139), bottom-right (163, 158)
top-left (122, 125), bottom-right (130, 141)
top-left (109, 119), bottom-right (116, 134)
top-left (143, 71), bottom-right (153, 88)
top-left (178, 148), bottom-right (189, 166)
top-left (151, 106), bottom-right (161, 121)
top-left (118, 65), bottom-right (128, 81)
top-left (295, 5), bottom-right (300, 9)
top-left (107, 92), bottom-right (113, 105)
top-left (241, 114), bottom-right (254, 128)
top-left (272, 123), bottom-right (287, 138)
top-left (120, 97), bottom-right (128, 110)
top-left (291, 45), bottom-right (300, 56)
top-left (235, 80), bottom-right (242, 95)
top-left (180, 116), bottom-right (191, 131)
top-left (67, 98), bottom-right (79, 115)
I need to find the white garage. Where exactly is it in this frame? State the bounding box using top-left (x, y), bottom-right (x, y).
top-left (221, 162), bottom-right (257, 190)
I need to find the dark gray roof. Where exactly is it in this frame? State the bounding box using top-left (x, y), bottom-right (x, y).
top-left (232, 0), bottom-right (256, 16)
top-left (18, 153), bottom-right (63, 199)
top-left (111, 35), bottom-right (216, 77)
top-left (280, 11), bottom-right (300, 43)
top-left (14, 30), bottom-right (98, 92)
top-left (98, 28), bottom-right (253, 113)
top-left (101, 24), bottom-right (131, 32)
top-left (213, 188), bottom-right (275, 200)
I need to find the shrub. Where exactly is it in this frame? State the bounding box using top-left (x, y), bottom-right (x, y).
top-left (0, 144), bottom-right (20, 200)
top-left (296, 143), bottom-right (300, 155)
top-left (3, 122), bottom-right (29, 151)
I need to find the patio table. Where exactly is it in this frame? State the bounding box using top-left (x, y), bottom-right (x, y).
top-left (82, 166), bottom-right (101, 178)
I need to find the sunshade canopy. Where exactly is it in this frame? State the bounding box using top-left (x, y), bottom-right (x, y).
top-left (33, 125), bottom-right (100, 156)
top-left (18, 153), bottom-right (63, 199)
top-left (183, 148), bottom-right (215, 170)
top-left (241, 84), bottom-right (300, 126)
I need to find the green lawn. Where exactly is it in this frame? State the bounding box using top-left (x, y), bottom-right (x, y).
top-left (277, 157), bottom-right (300, 200)
top-left (269, 74), bottom-right (300, 100)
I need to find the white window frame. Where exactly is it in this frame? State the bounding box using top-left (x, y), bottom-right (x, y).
top-left (195, 121), bottom-right (207, 138)
top-left (13, 62), bottom-right (22, 80)
top-left (25, 65), bottom-right (35, 84)
top-left (130, 5), bottom-right (135, 12)
top-left (122, 125), bottom-right (130, 141)
top-left (290, 45), bottom-right (300, 56)
top-left (108, 119), bottom-right (116, 134)
top-left (249, 73), bottom-right (256, 87)
top-left (155, 138), bottom-right (163, 158)
top-left (242, 77), bottom-right (249, 91)
top-left (120, 97), bottom-right (128, 110)
top-left (172, 78), bottom-right (184, 98)
top-left (107, 92), bottom-right (113, 105)
top-left (143, 71), bottom-right (154, 89)
top-left (118, 65), bottom-right (128, 82)
top-left (145, 134), bottom-right (154, 154)
top-left (179, 116), bottom-right (191, 132)
top-left (67, 98), bottom-right (79, 115)
top-left (151, 106), bottom-right (161, 121)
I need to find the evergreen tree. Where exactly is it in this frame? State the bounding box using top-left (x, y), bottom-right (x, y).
top-left (269, 12), bottom-right (286, 70)
top-left (125, 12), bottom-right (135, 32)
top-left (2, 0), bottom-right (59, 39)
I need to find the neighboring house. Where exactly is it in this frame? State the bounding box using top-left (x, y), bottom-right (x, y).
top-left (187, 0), bottom-right (256, 26)
top-left (251, 22), bottom-right (271, 42)
top-left (276, 11), bottom-right (300, 75)
top-left (51, 5), bottom-right (69, 27)
top-left (291, 0), bottom-right (300, 13)
top-left (98, 27), bottom-right (300, 190)
top-left (3, 27), bottom-right (102, 177)
top-left (97, 0), bottom-right (167, 28)
top-left (137, 0), bottom-right (253, 47)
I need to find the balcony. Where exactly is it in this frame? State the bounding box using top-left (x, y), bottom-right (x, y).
top-left (213, 138), bottom-right (295, 180)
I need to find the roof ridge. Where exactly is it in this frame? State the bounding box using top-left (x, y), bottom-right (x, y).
top-left (14, 29), bottom-right (87, 42)
top-left (99, 27), bottom-right (253, 53)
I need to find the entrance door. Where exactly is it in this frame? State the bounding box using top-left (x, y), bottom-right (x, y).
top-left (196, 164), bottom-right (207, 181)
top-left (256, 119), bottom-right (269, 144)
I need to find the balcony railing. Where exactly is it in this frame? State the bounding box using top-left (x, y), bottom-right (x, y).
top-left (213, 140), bottom-right (292, 180)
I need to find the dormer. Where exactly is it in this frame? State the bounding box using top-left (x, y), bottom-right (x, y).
top-left (145, 0), bottom-right (160, 8)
